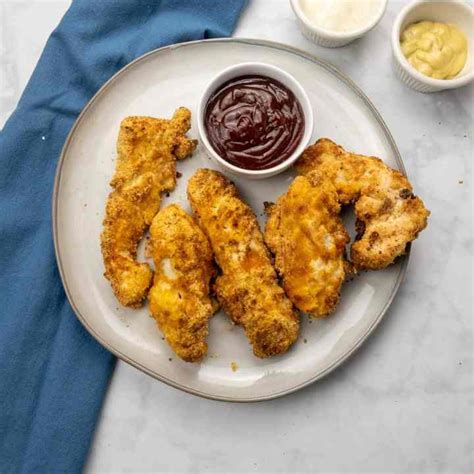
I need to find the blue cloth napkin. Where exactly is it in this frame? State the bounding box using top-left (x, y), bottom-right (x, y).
top-left (0, 1), bottom-right (246, 472)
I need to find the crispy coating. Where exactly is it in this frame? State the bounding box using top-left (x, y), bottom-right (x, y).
top-left (265, 172), bottom-right (349, 318)
top-left (101, 108), bottom-right (197, 307)
top-left (148, 204), bottom-right (215, 362)
top-left (187, 169), bottom-right (299, 358)
top-left (296, 139), bottom-right (430, 270)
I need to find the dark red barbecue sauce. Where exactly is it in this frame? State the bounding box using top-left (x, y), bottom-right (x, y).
top-left (204, 75), bottom-right (305, 170)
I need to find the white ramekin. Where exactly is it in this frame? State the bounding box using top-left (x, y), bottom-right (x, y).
top-left (392, 0), bottom-right (474, 93)
top-left (290, 0), bottom-right (387, 48)
top-left (197, 62), bottom-right (314, 180)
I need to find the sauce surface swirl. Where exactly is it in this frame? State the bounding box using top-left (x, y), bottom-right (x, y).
top-left (204, 75), bottom-right (305, 170)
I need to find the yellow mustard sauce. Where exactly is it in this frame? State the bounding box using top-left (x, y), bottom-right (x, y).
top-left (400, 21), bottom-right (468, 80)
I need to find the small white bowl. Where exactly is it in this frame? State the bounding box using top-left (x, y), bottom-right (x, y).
top-left (392, 0), bottom-right (474, 93)
top-left (290, 0), bottom-right (387, 48)
top-left (197, 62), bottom-right (313, 180)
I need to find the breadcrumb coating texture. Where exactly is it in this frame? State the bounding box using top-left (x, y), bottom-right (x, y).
top-left (188, 169), bottom-right (299, 358)
top-left (101, 108), bottom-right (197, 307)
top-left (265, 172), bottom-right (349, 317)
top-left (148, 204), bottom-right (215, 362)
top-left (296, 139), bottom-right (429, 270)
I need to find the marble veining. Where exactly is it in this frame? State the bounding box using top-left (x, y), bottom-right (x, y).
top-left (1, 0), bottom-right (472, 472)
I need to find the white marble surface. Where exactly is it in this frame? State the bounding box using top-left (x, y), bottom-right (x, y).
top-left (1, 0), bottom-right (473, 472)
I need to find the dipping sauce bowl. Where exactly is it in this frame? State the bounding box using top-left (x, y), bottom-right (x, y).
top-left (197, 62), bottom-right (313, 179)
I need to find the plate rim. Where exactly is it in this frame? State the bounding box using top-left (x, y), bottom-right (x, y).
top-left (52, 38), bottom-right (409, 403)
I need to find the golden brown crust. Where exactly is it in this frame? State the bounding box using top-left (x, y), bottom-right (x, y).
top-left (148, 204), bottom-right (215, 362)
top-left (101, 108), bottom-right (197, 307)
top-left (296, 139), bottom-right (430, 270)
top-left (265, 172), bottom-right (349, 317)
top-left (187, 169), bottom-right (299, 358)
top-left (101, 193), bottom-right (153, 307)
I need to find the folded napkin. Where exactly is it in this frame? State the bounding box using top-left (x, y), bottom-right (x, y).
top-left (0, 1), bottom-right (246, 471)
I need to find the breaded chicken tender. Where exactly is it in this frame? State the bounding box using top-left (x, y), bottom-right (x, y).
top-left (187, 169), bottom-right (299, 358)
top-left (148, 204), bottom-right (215, 362)
top-left (265, 172), bottom-right (350, 317)
top-left (296, 139), bottom-right (430, 270)
top-left (101, 108), bottom-right (197, 307)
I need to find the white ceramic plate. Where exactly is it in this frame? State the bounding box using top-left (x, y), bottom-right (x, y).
top-left (53, 39), bottom-right (407, 402)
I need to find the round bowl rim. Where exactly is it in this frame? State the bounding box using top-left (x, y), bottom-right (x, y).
top-left (290, 0), bottom-right (388, 40)
top-left (391, 0), bottom-right (474, 89)
top-left (197, 61), bottom-right (314, 177)
top-left (53, 38), bottom-right (410, 403)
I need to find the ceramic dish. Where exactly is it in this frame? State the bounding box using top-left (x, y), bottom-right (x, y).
top-left (392, 0), bottom-right (474, 93)
top-left (197, 62), bottom-right (313, 179)
top-left (53, 38), bottom-right (408, 402)
top-left (290, 0), bottom-right (387, 48)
